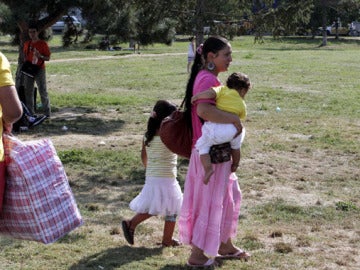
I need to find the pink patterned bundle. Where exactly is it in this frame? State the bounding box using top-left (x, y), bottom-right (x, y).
top-left (0, 135), bottom-right (83, 244)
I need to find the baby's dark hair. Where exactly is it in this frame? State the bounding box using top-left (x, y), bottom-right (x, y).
top-left (144, 100), bottom-right (177, 146)
top-left (226, 72), bottom-right (251, 91)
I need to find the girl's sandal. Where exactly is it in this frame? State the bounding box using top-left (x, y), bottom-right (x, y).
top-left (159, 238), bottom-right (182, 247)
top-left (121, 220), bottom-right (134, 245)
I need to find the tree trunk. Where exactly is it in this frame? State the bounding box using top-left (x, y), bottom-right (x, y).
top-left (195, 0), bottom-right (205, 46)
top-left (321, 0), bottom-right (327, 46)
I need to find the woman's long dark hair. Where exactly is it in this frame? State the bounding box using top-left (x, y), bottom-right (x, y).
top-left (184, 36), bottom-right (229, 128)
top-left (144, 100), bottom-right (176, 146)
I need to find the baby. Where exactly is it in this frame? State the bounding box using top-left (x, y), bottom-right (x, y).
top-left (191, 72), bottom-right (251, 184)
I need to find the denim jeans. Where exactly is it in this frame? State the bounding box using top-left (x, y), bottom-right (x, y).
top-left (23, 68), bottom-right (51, 116)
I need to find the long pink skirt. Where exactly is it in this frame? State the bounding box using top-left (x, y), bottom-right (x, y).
top-left (178, 149), bottom-right (242, 257)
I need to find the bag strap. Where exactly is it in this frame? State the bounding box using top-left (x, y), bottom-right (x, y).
top-left (180, 97), bottom-right (186, 109)
top-left (25, 41), bottom-right (44, 66)
top-left (25, 41), bottom-right (31, 57)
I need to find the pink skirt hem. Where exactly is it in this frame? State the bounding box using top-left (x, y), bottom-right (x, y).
top-left (178, 149), bottom-right (242, 257)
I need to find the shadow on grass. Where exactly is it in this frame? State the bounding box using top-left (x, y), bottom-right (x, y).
top-left (19, 107), bottom-right (125, 136)
top-left (68, 246), bottom-right (188, 270)
top-left (260, 36), bottom-right (360, 50)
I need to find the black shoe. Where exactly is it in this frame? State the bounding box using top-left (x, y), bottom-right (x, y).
top-left (121, 220), bottom-right (134, 245)
top-left (29, 115), bottom-right (48, 128)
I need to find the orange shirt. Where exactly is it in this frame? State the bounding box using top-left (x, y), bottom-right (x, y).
top-left (23, 40), bottom-right (50, 69)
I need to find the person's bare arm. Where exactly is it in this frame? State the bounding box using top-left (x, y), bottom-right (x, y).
top-left (34, 48), bottom-right (50, 61)
top-left (0, 85), bottom-right (22, 132)
top-left (197, 103), bottom-right (243, 134)
top-left (191, 88), bottom-right (216, 104)
top-left (141, 140), bottom-right (147, 167)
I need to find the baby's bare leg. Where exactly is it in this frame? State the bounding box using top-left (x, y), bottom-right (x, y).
top-left (200, 153), bottom-right (213, 184)
top-left (231, 148), bottom-right (240, 172)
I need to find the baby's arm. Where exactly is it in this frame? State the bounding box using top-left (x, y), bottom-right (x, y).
top-left (191, 88), bottom-right (216, 104)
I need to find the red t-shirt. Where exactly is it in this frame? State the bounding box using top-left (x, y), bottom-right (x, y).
top-left (23, 40), bottom-right (50, 69)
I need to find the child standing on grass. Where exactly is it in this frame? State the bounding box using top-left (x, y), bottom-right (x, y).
top-left (187, 36), bottom-right (196, 73)
top-left (191, 72), bottom-right (251, 184)
top-left (121, 100), bottom-right (183, 247)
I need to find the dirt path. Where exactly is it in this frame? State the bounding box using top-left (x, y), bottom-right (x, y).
top-left (49, 52), bottom-right (187, 63)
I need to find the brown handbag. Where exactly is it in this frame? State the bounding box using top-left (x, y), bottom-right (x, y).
top-left (159, 100), bottom-right (192, 159)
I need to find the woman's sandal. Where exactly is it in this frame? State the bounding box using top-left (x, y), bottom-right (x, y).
top-left (186, 258), bottom-right (218, 268)
top-left (121, 220), bottom-right (134, 245)
top-left (217, 249), bottom-right (251, 261)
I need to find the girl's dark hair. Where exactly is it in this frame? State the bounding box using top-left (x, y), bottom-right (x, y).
top-left (226, 72), bottom-right (251, 91)
top-left (184, 36), bottom-right (229, 127)
top-left (144, 100), bottom-right (176, 146)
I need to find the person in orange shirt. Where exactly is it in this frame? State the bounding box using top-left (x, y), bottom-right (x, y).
top-left (22, 22), bottom-right (51, 118)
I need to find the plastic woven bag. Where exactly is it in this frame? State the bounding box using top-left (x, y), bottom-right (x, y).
top-left (0, 134), bottom-right (83, 244)
top-left (0, 161), bottom-right (5, 212)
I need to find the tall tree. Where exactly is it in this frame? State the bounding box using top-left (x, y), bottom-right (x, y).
top-left (80, 0), bottom-right (196, 46)
top-left (195, 0), bottom-right (205, 44)
top-left (133, 0), bottom-right (178, 45)
top-left (311, 0), bottom-right (360, 45)
top-left (251, 0), bottom-right (314, 42)
top-left (0, 0), bottom-right (82, 86)
top-left (80, 0), bottom-right (136, 43)
top-left (1, 0), bottom-right (79, 45)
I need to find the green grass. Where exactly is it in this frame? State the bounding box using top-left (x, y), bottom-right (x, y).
top-left (1, 35), bottom-right (359, 269)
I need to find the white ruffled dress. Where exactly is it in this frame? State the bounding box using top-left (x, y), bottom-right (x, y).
top-left (129, 136), bottom-right (183, 216)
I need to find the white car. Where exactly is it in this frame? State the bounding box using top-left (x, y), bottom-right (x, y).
top-left (52, 16), bottom-right (82, 32)
top-left (349, 21), bottom-right (360, 36)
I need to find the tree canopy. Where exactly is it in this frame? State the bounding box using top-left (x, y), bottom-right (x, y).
top-left (0, 0), bottom-right (359, 48)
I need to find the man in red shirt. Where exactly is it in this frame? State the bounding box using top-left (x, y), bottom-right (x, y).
top-left (22, 22), bottom-right (51, 118)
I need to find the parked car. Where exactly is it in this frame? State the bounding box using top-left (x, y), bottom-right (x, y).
top-left (52, 16), bottom-right (82, 32)
top-left (349, 21), bottom-right (360, 36)
top-left (317, 22), bottom-right (349, 36)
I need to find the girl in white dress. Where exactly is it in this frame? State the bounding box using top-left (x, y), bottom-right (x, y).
top-left (122, 100), bottom-right (183, 247)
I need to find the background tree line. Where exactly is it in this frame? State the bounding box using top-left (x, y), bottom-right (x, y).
top-left (0, 0), bottom-right (359, 48)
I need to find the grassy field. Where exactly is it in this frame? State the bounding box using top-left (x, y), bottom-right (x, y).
top-left (0, 35), bottom-right (359, 270)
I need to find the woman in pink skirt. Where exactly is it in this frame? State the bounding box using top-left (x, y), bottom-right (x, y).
top-left (178, 36), bottom-right (251, 267)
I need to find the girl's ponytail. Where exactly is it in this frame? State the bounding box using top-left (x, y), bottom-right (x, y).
top-left (144, 100), bottom-right (176, 146)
